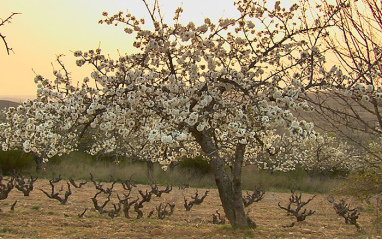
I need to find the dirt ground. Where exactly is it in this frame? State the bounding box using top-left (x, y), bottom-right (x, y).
top-left (0, 178), bottom-right (380, 238)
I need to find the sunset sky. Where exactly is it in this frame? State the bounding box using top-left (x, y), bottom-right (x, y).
top-left (0, 0), bottom-right (238, 101)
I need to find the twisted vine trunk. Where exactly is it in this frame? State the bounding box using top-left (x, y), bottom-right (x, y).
top-left (191, 129), bottom-right (252, 228)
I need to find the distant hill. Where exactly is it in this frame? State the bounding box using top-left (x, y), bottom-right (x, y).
top-left (0, 100), bottom-right (20, 110)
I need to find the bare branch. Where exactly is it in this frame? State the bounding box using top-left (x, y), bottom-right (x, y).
top-left (118, 193), bottom-right (139, 219)
top-left (155, 202), bottom-right (175, 219)
top-left (183, 190), bottom-right (209, 211)
top-left (13, 172), bottom-right (38, 196)
top-left (121, 176), bottom-right (136, 191)
top-left (69, 177), bottom-right (87, 188)
top-left (150, 183), bottom-right (172, 197)
top-left (78, 208), bottom-right (88, 218)
top-left (40, 180), bottom-right (72, 205)
top-left (90, 173), bottom-right (115, 193)
top-left (212, 210), bottom-right (226, 224)
top-left (0, 12), bottom-right (21, 55)
top-left (331, 198), bottom-right (362, 231)
top-left (278, 189), bottom-right (316, 222)
top-left (242, 184), bottom-right (265, 207)
top-left (10, 200), bottom-right (17, 211)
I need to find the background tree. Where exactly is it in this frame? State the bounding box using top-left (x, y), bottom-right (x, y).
top-left (300, 0), bottom-right (382, 230)
top-left (336, 136), bottom-right (382, 231)
top-left (255, 133), bottom-right (362, 178)
top-left (0, 0), bottom-right (343, 228)
top-left (304, 0), bottom-right (382, 161)
top-left (298, 134), bottom-right (362, 178)
top-left (0, 57), bottom-right (83, 170)
top-left (254, 133), bottom-right (305, 173)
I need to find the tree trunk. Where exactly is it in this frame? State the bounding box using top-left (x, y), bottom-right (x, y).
top-left (169, 161), bottom-right (177, 172)
top-left (146, 161), bottom-right (154, 181)
top-left (231, 143), bottom-right (253, 227)
top-left (33, 154), bottom-right (43, 172)
top-left (208, 152), bottom-right (239, 226)
top-left (191, 129), bottom-right (252, 228)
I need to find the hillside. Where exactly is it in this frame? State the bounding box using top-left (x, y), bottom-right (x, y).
top-left (0, 100), bottom-right (19, 110)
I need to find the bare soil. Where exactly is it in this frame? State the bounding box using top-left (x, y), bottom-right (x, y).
top-left (0, 179), bottom-right (380, 238)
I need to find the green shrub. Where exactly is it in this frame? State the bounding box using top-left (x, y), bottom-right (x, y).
top-left (178, 156), bottom-right (212, 175)
top-left (0, 150), bottom-right (34, 174)
top-left (241, 165), bottom-right (343, 193)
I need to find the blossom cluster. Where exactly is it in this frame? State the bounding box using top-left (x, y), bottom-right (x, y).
top-left (0, 97), bottom-right (79, 161)
top-left (298, 134), bottom-right (363, 174)
top-left (254, 132), bottom-right (363, 174)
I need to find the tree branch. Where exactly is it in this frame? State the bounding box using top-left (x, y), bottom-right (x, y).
top-left (0, 12), bottom-right (21, 55)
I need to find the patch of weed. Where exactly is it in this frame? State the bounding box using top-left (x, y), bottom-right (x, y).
top-left (1, 227), bottom-right (12, 233)
top-left (31, 205), bottom-right (41, 210)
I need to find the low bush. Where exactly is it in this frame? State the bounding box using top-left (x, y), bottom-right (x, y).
top-left (0, 150), bottom-right (34, 174)
top-left (178, 156), bottom-right (212, 175)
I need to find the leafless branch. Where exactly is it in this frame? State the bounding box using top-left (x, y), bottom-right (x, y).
top-left (242, 184), bottom-right (265, 207)
top-left (121, 176), bottom-right (136, 191)
top-left (91, 191), bottom-right (111, 214)
top-left (212, 210), bottom-right (226, 224)
top-left (183, 190), bottom-right (209, 211)
top-left (13, 172), bottom-right (37, 196)
top-left (78, 208), bottom-right (88, 218)
top-left (69, 177), bottom-right (87, 188)
top-left (0, 12), bottom-right (21, 55)
top-left (0, 176), bottom-right (14, 200)
top-left (133, 189), bottom-right (153, 219)
top-left (118, 193), bottom-right (139, 219)
top-left (331, 198), bottom-right (362, 231)
top-left (150, 183), bottom-right (172, 197)
top-left (155, 202), bottom-right (175, 219)
top-left (40, 180), bottom-right (72, 205)
top-left (10, 200), bottom-right (17, 211)
top-left (90, 173), bottom-right (115, 193)
top-left (278, 189), bottom-right (316, 222)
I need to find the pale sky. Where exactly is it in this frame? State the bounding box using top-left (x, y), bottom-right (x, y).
top-left (0, 0), bottom-right (238, 101)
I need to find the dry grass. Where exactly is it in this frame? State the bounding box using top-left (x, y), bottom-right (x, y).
top-left (0, 179), bottom-right (380, 238)
top-left (24, 151), bottom-right (344, 194)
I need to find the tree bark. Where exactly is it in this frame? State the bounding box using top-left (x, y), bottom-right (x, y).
top-left (191, 129), bottom-right (250, 228)
top-left (146, 161), bottom-right (154, 181)
top-left (231, 143), bottom-right (251, 228)
top-left (209, 151), bottom-right (238, 226)
top-left (33, 154), bottom-right (43, 172)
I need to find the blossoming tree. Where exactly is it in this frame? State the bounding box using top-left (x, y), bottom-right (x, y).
top-left (0, 56), bottom-right (93, 170)
top-left (304, 0), bottom-right (382, 161)
top-left (298, 134), bottom-right (362, 177)
top-left (0, 88), bottom-right (81, 170)
top-left (254, 132), bottom-right (362, 177)
top-left (1, 0), bottom-right (343, 228)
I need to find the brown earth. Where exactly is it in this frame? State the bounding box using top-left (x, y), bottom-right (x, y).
top-left (0, 179), bottom-right (380, 239)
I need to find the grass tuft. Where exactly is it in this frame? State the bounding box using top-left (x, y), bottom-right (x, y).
top-left (31, 205), bottom-right (40, 210)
